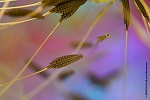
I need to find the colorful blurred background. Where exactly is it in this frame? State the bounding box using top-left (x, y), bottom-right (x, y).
top-left (0, 0), bottom-right (150, 100)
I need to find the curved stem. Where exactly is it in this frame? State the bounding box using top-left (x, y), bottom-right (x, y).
top-left (0, 68), bottom-right (47, 87)
top-left (0, 22), bottom-right (60, 97)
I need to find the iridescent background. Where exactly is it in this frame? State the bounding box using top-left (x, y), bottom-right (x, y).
top-left (0, 0), bottom-right (150, 100)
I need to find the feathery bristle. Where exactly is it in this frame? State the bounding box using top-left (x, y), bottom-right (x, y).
top-left (50, 0), bottom-right (81, 14)
top-left (122, 0), bottom-right (131, 30)
top-left (134, 0), bottom-right (150, 22)
top-left (4, 8), bottom-right (44, 19)
top-left (49, 0), bottom-right (87, 22)
top-left (46, 54), bottom-right (83, 69)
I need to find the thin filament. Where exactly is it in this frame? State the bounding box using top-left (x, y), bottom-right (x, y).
top-left (0, 0), bottom-right (16, 3)
top-left (0, 22), bottom-right (60, 97)
top-left (123, 30), bottom-right (128, 100)
top-left (0, 0), bottom-right (10, 21)
top-left (24, 1), bottom-right (114, 99)
top-left (0, 2), bottom-right (41, 10)
top-left (0, 68), bottom-right (47, 87)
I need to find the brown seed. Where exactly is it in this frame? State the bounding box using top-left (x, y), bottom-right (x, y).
top-left (97, 33), bottom-right (110, 42)
top-left (49, 0), bottom-right (87, 22)
top-left (46, 54), bottom-right (83, 69)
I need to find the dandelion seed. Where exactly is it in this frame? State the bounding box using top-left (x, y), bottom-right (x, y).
top-left (48, 0), bottom-right (87, 22)
top-left (4, 8), bottom-right (44, 19)
top-left (59, 70), bottom-right (75, 80)
top-left (46, 54), bottom-right (83, 69)
top-left (0, 54), bottom-right (82, 87)
top-left (97, 33), bottom-right (110, 42)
